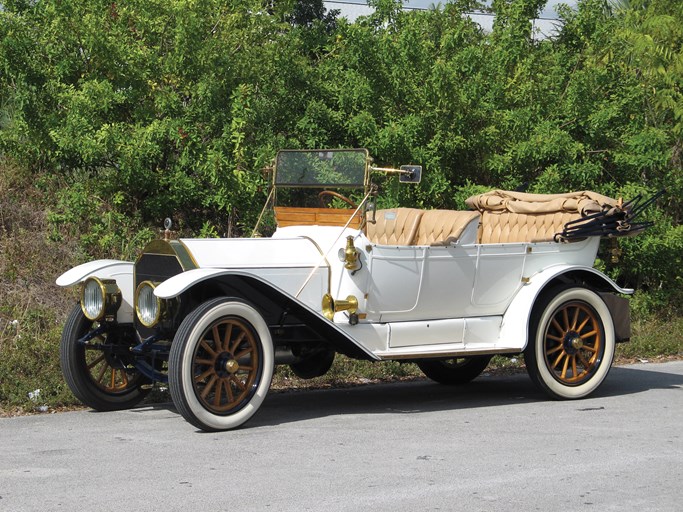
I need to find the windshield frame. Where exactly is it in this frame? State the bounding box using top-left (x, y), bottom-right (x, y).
top-left (274, 149), bottom-right (370, 189)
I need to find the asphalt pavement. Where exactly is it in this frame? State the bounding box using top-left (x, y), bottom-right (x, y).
top-left (1, 361), bottom-right (682, 511)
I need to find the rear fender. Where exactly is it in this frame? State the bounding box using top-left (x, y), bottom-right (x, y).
top-left (499, 265), bottom-right (632, 351)
top-left (56, 260), bottom-right (135, 323)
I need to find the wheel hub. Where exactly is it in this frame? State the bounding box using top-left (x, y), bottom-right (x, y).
top-left (563, 331), bottom-right (583, 355)
top-left (224, 359), bottom-right (239, 374)
top-left (215, 353), bottom-right (239, 377)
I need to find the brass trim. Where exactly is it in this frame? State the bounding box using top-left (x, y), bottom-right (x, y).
top-left (322, 293), bottom-right (358, 321)
top-left (136, 239), bottom-right (198, 271)
top-left (80, 277), bottom-right (121, 321)
top-left (343, 236), bottom-right (360, 270)
top-left (140, 239), bottom-right (176, 256)
top-left (135, 280), bottom-right (162, 328)
top-left (175, 240), bottom-right (199, 270)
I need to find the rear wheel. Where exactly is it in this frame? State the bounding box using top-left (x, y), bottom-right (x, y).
top-left (60, 305), bottom-right (149, 411)
top-left (417, 356), bottom-right (492, 385)
top-left (168, 298), bottom-right (274, 431)
top-left (524, 286), bottom-right (615, 399)
top-left (290, 347), bottom-right (335, 379)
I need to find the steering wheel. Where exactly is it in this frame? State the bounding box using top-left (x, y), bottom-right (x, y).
top-left (318, 190), bottom-right (357, 209)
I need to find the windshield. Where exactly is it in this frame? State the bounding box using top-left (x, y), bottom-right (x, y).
top-left (275, 149), bottom-right (368, 188)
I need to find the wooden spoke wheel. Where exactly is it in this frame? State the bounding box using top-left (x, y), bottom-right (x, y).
top-left (525, 286), bottom-right (615, 399)
top-left (60, 305), bottom-right (149, 411)
top-left (191, 317), bottom-right (262, 415)
top-left (542, 300), bottom-right (603, 385)
top-left (169, 299), bottom-right (274, 431)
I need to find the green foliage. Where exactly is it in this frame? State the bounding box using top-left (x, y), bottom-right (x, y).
top-left (0, 305), bottom-right (74, 411)
top-left (0, 0), bottom-right (681, 298)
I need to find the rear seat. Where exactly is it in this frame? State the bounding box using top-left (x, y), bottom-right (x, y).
top-left (478, 211), bottom-right (580, 244)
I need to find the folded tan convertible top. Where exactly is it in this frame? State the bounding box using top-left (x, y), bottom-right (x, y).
top-left (465, 190), bottom-right (618, 216)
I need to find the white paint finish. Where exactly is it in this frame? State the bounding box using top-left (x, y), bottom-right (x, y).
top-left (472, 244), bottom-right (526, 307)
top-left (366, 246), bottom-right (423, 318)
top-left (388, 318), bottom-right (466, 348)
top-left (180, 237), bottom-right (325, 269)
top-left (498, 263), bottom-right (634, 352)
top-left (364, 238), bottom-right (600, 324)
top-left (273, 225), bottom-right (362, 250)
top-left (457, 217), bottom-right (479, 245)
top-left (463, 316), bottom-right (505, 347)
top-left (56, 259), bottom-right (132, 287)
top-left (373, 341), bottom-right (505, 360)
top-left (55, 260), bottom-right (135, 323)
top-left (336, 322), bottom-right (389, 353)
top-left (57, 214), bottom-right (625, 363)
top-left (154, 267), bottom-right (328, 312)
top-left (415, 245), bottom-right (477, 318)
top-left (468, 237), bottom-right (600, 312)
top-left (523, 237), bottom-right (600, 273)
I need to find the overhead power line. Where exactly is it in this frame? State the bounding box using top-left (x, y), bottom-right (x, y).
top-left (324, 1), bottom-right (562, 21)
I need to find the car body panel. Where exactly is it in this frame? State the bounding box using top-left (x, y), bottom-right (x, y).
top-left (179, 237), bottom-right (325, 269)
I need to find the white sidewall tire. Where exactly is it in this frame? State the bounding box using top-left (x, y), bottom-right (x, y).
top-left (531, 287), bottom-right (615, 399)
top-left (170, 299), bottom-right (274, 431)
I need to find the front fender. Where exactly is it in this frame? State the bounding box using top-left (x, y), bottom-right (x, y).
top-left (154, 268), bottom-right (232, 299)
top-left (499, 265), bottom-right (632, 352)
top-left (56, 260), bottom-right (134, 323)
top-left (155, 268), bottom-right (379, 361)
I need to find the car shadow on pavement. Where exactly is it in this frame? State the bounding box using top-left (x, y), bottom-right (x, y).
top-left (243, 363), bottom-right (683, 429)
top-left (134, 362), bottom-right (683, 430)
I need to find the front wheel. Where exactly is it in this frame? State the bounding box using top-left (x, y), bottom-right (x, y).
top-left (524, 286), bottom-right (615, 399)
top-left (417, 356), bottom-right (492, 385)
top-left (168, 298), bottom-right (274, 431)
top-left (60, 305), bottom-right (149, 411)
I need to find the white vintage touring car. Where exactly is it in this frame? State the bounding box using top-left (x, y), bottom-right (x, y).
top-left (56, 149), bottom-right (655, 431)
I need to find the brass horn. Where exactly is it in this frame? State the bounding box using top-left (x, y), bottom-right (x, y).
top-left (322, 293), bottom-right (358, 320)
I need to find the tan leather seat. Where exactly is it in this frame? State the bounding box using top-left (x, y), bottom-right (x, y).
top-left (414, 210), bottom-right (480, 246)
top-left (366, 208), bottom-right (424, 245)
top-left (479, 211), bottom-right (580, 244)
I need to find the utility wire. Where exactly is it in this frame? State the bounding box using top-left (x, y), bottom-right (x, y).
top-left (324, 1), bottom-right (562, 21)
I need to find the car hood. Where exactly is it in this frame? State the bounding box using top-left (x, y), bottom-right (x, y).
top-left (180, 237), bottom-right (327, 269)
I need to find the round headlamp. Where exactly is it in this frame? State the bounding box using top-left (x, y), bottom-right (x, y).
top-left (81, 277), bottom-right (121, 321)
top-left (136, 281), bottom-right (161, 327)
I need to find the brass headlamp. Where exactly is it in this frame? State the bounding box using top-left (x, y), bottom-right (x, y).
top-left (81, 277), bottom-right (122, 321)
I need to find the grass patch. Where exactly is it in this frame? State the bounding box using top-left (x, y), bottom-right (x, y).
top-left (616, 316), bottom-right (683, 362)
